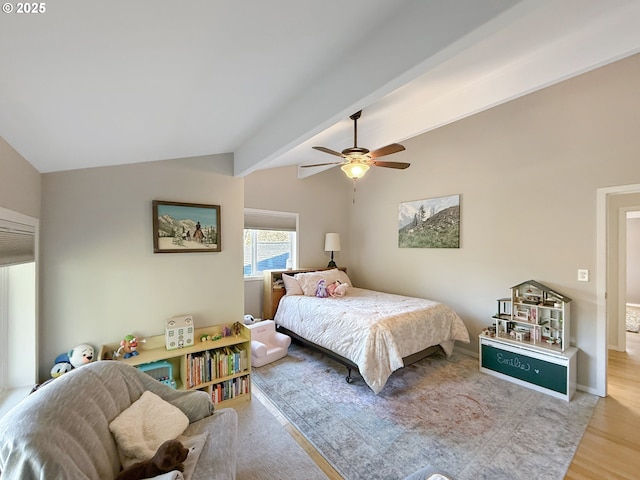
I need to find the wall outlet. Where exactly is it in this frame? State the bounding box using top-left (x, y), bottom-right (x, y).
top-left (577, 269), bottom-right (589, 282)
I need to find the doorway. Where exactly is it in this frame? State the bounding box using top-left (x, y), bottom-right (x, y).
top-left (596, 184), bottom-right (640, 397)
top-left (623, 211), bottom-right (640, 356)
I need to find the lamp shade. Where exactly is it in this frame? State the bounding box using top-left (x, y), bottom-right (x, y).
top-left (324, 233), bottom-right (341, 252)
top-left (341, 162), bottom-right (370, 179)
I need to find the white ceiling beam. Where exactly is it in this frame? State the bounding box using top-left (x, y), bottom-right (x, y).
top-left (232, 0), bottom-right (520, 176)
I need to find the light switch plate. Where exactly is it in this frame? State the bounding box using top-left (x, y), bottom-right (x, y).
top-left (578, 269), bottom-right (589, 282)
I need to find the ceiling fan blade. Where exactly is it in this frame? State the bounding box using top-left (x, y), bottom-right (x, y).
top-left (312, 146), bottom-right (346, 158)
top-left (372, 161), bottom-right (410, 169)
top-left (301, 161), bottom-right (343, 168)
top-left (369, 143), bottom-right (405, 158)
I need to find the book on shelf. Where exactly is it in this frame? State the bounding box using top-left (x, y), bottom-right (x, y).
top-left (186, 345), bottom-right (249, 389)
top-left (211, 375), bottom-right (250, 404)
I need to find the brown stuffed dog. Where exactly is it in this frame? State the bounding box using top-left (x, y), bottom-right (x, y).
top-left (116, 439), bottom-right (189, 480)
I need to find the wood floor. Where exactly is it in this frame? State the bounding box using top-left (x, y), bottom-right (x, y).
top-left (565, 331), bottom-right (640, 479)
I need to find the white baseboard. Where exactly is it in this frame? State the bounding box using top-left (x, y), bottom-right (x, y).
top-left (576, 383), bottom-right (600, 396)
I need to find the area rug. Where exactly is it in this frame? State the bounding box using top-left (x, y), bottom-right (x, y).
top-left (252, 344), bottom-right (598, 480)
top-left (234, 391), bottom-right (328, 480)
top-left (626, 307), bottom-right (640, 333)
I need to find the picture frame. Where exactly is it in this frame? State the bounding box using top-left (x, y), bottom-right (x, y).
top-left (152, 200), bottom-right (221, 253)
top-left (398, 194), bottom-right (460, 248)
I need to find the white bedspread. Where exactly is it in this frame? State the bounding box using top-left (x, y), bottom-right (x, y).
top-left (274, 287), bottom-right (470, 393)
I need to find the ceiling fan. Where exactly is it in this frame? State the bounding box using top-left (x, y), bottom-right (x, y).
top-left (303, 110), bottom-right (410, 179)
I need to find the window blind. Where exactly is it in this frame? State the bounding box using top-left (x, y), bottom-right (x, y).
top-left (244, 209), bottom-right (297, 231)
top-left (0, 219), bottom-right (35, 266)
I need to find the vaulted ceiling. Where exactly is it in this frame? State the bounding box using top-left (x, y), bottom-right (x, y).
top-left (1, 1), bottom-right (639, 177)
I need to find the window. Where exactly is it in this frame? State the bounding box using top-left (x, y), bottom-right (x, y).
top-left (244, 209), bottom-right (297, 277)
top-left (0, 208), bottom-right (37, 394)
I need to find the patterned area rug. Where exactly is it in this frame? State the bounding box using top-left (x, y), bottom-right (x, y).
top-left (252, 344), bottom-right (598, 480)
top-left (626, 307), bottom-right (640, 333)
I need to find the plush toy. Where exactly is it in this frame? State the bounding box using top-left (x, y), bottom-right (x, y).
top-left (50, 361), bottom-right (73, 378)
top-left (116, 439), bottom-right (189, 480)
top-left (68, 343), bottom-right (96, 368)
top-left (315, 279), bottom-right (328, 298)
top-left (326, 280), bottom-right (339, 297)
top-left (331, 282), bottom-right (349, 298)
top-left (233, 321), bottom-right (242, 336)
top-left (49, 343), bottom-right (95, 379)
top-left (114, 335), bottom-right (145, 359)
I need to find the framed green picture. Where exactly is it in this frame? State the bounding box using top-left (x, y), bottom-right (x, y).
top-left (398, 194), bottom-right (460, 248)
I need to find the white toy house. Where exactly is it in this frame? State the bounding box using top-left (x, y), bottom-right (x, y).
top-left (165, 315), bottom-right (195, 350)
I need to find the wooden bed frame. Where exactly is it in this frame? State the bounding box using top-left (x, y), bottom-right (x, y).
top-left (263, 268), bottom-right (444, 384)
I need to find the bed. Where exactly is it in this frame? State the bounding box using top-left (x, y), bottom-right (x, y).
top-left (263, 268), bottom-right (470, 393)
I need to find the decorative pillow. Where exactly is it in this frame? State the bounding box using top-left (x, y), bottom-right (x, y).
top-left (109, 391), bottom-right (190, 469)
top-left (282, 274), bottom-right (303, 296)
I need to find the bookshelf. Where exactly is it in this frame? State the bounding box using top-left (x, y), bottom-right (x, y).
top-left (98, 323), bottom-right (251, 408)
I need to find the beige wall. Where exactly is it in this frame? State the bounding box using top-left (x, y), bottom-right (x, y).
top-left (349, 54), bottom-right (640, 390)
top-left (243, 165), bottom-right (352, 317)
top-left (0, 139), bottom-right (40, 387)
top-left (0, 137), bottom-right (41, 218)
top-left (39, 155), bottom-right (244, 381)
top-left (244, 165), bottom-right (352, 268)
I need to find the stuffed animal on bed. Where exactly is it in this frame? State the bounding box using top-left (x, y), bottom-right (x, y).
top-left (326, 280), bottom-right (349, 298)
top-left (315, 279), bottom-right (328, 298)
top-left (115, 439), bottom-right (189, 480)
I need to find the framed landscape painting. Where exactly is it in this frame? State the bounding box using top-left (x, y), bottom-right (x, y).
top-left (153, 200), bottom-right (221, 253)
top-left (398, 194), bottom-right (460, 248)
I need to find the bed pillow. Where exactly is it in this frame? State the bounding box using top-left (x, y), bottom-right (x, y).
top-left (294, 272), bottom-right (322, 296)
top-left (295, 269), bottom-right (348, 296)
top-left (336, 270), bottom-right (352, 286)
top-left (109, 391), bottom-right (190, 468)
top-left (282, 274), bottom-right (303, 295)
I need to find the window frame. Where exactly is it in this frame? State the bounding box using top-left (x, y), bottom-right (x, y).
top-left (0, 207), bottom-right (38, 394)
top-left (243, 208), bottom-right (298, 280)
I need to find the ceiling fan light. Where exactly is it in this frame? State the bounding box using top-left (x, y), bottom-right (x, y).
top-left (341, 162), bottom-right (370, 179)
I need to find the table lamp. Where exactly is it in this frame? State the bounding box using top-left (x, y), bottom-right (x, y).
top-left (324, 233), bottom-right (341, 268)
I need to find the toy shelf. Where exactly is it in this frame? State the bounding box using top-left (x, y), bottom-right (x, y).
top-left (98, 323), bottom-right (251, 408)
top-left (480, 280), bottom-right (576, 401)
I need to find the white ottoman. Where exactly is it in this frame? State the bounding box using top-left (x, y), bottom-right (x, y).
top-left (247, 320), bottom-right (291, 367)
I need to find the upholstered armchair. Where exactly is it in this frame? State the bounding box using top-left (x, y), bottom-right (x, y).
top-left (247, 320), bottom-right (291, 367)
